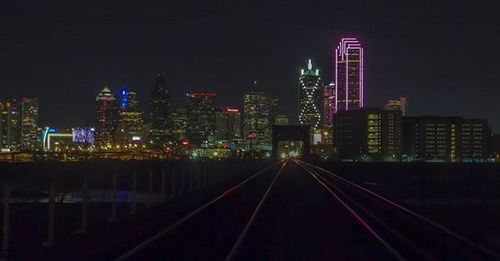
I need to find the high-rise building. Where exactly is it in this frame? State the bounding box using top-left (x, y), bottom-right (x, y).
top-left (460, 119), bottom-right (491, 161)
top-left (402, 116), bottom-right (491, 162)
top-left (215, 107), bottom-right (241, 143)
top-left (186, 92), bottom-right (216, 146)
top-left (243, 91), bottom-right (275, 148)
top-left (335, 37), bottom-right (364, 111)
top-left (298, 59), bottom-right (322, 128)
top-left (95, 86), bottom-right (116, 147)
top-left (333, 108), bottom-right (402, 161)
top-left (274, 114), bottom-right (289, 126)
top-left (171, 107), bottom-right (188, 143)
top-left (0, 99), bottom-right (20, 151)
top-left (385, 97), bottom-right (408, 116)
top-left (323, 82), bottom-right (336, 128)
top-left (115, 88), bottom-right (144, 146)
top-left (19, 97), bottom-right (39, 150)
top-left (149, 73), bottom-right (172, 149)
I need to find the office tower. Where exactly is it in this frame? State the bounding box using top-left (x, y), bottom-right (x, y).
top-left (385, 97), bottom-right (408, 116)
top-left (171, 107), bottom-right (188, 143)
top-left (95, 86), bottom-right (116, 147)
top-left (334, 37), bottom-right (364, 111)
top-left (0, 99), bottom-right (20, 151)
top-left (215, 107), bottom-right (241, 143)
top-left (115, 88), bottom-right (144, 146)
top-left (19, 97), bottom-right (39, 150)
top-left (460, 119), bottom-right (491, 161)
top-left (186, 92), bottom-right (216, 146)
top-left (298, 59), bottom-right (322, 128)
top-left (402, 116), bottom-right (491, 162)
top-left (323, 82), bottom-right (335, 127)
top-left (333, 108), bottom-right (402, 161)
top-left (243, 91), bottom-right (275, 147)
top-left (274, 114), bottom-right (289, 126)
top-left (149, 73), bottom-right (172, 149)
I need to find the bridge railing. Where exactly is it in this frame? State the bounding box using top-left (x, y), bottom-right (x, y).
top-left (0, 159), bottom-right (272, 260)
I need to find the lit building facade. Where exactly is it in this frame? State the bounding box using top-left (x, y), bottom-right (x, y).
top-left (215, 107), bottom-right (241, 143)
top-left (186, 92), bottom-right (216, 146)
top-left (243, 91), bottom-right (275, 148)
top-left (402, 116), bottom-right (491, 162)
top-left (335, 38), bottom-right (364, 111)
top-left (19, 97), bottom-right (39, 150)
top-left (385, 97), bottom-right (408, 116)
top-left (333, 108), bottom-right (402, 161)
top-left (323, 82), bottom-right (336, 127)
top-left (149, 73), bottom-right (172, 149)
top-left (171, 107), bottom-right (188, 143)
top-left (95, 86), bottom-right (116, 147)
top-left (115, 89), bottom-right (144, 146)
top-left (0, 99), bottom-right (20, 151)
top-left (298, 59), bottom-right (322, 128)
top-left (42, 127), bottom-right (95, 152)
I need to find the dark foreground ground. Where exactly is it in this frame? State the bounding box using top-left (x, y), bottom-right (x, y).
top-left (1, 160), bottom-right (499, 260)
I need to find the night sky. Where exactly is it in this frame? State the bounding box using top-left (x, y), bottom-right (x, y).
top-left (1, 1), bottom-right (499, 131)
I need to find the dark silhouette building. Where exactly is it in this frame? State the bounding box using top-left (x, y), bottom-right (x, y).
top-left (149, 73), bottom-right (172, 149)
top-left (385, 97), bottom-right (408, 116)
top-left (492, 134), bottom-right (500, 161)
top-left (19, 97), bottom-right (39, 150)
top-left (333, 108), bottom-right (402, 161)
top-left (402, 116), bottom-right (491, 162)
top-left (186, 92), bottom-right (216, 146)
top-left (0, 99), bottom-right (20, 151)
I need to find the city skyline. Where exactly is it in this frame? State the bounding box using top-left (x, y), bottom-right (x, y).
top-left (1, 1), bottom-right (498, 131)
top-left (1, 2), bottom-right (500, 260)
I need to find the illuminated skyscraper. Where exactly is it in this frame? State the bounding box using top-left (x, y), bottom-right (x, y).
top-left (0, 99), bottom-right (20, 151)
top-left (95, 86), bottom-right (116, 147)
top-left (186, 92), bottom-right (216, 146)
top-left (19, 97), bottom-right (39, 150)
top-left (115, 88), bottom-right (144, 146)
top-left (335, 37), bottom-right (364, 111)
top-left (298, 59), bottom-right (322, 128)
top-left (323, 82), bottom-right (335, 127)
top-left (215, 107), bottom-right (241, 143)
top-left (171, 107), bottom-right (187, 143)
top-left (243, 90), bottom-right (275, 147)
top-left (149, 73), bottom-right (172, 149)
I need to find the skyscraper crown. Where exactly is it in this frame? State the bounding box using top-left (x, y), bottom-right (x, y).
top-left (301, 59), bottom-right (319, 76)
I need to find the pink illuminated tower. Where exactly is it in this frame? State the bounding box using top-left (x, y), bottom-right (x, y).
top-left (334, 37), bottom-right (364, 111)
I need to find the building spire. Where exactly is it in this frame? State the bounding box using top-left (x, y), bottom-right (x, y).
top-left (308, 59), bottom-right (312, 70)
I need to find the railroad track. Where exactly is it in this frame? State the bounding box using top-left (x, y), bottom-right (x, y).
top-left (294, 159), bottom-right (500, 260)
top-left (116, 160), bottom-right (286, 260)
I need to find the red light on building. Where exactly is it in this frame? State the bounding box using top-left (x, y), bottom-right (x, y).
top-left (187, 92), bottom-right (216, 97)
top-left (226, 107), bottom-right (239, 113)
